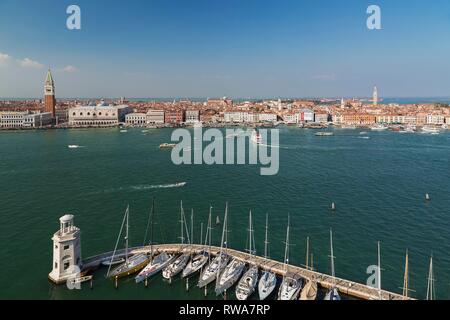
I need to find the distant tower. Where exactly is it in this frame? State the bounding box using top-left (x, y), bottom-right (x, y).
top-left (373, 86), bottom-right (378, 106)
top-left (44, 69), bottom-right (56, 118)
top-left (48, 215), bottom-right (82, 284)
top-left (341, 98), bottom-right (345, 109)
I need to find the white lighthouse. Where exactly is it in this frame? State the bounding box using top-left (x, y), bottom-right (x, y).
top-left (48, 215), bottom-right (82, 284)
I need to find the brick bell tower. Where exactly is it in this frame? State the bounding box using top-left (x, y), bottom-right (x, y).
top-left (44, 69), bottom-right (56, 118)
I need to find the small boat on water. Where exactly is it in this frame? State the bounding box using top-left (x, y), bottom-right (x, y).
top-left (315, 132), bottom-right (334, 137)
top-left (107, 206), bottom-right (149, 279)
top-left (120, 129), bottom-right (128, 133)
top-left (426, 193), bottom-right (431, 201)
top-left (68, 145), bottom-right (81, 149)
top-left (421, 126), bottom-right (441, 134)
top-left (258, 214), bottom-right (277, 300)
top-left (160, 143), bottom-right (177, 149)
top-left (300, 278), bottom-right (318, 300)
top-left (251, 129), bottom-right (262, 144)
top-left (371, 124), bottom-right (388, 131)
top-left (102, 258), bottom-right (125, 267)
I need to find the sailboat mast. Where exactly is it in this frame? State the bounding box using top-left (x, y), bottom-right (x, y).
top-left (180, 201), bottom-right (184, 244)
top-left (264, 213), bottom-right (269, 259)
top-left (125, 205), bottom-right (129, 262)
top-left (377, 241), bottom-right (382, 299)
top-left (330, 229), bottom-right (335, 279)
top-left (250, 211), bottom-right (256, 257)
top-left (426, 255), bottom-right (435, 300)
top-left (305, 236), bottom-right (310, 270)
top-left (216, 203), bottom-right (228, 282)
top-left (150, 198), bottom-right (155, 263)
top-left (190, 209), bottom-right (194, 255)
top-left (283, 215), bottom-right (290, 274)
top-left (402, 250), bottom-right (409, 298)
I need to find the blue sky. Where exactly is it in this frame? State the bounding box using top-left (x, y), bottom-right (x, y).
top-left (1, 0), bottom-right (450, 98)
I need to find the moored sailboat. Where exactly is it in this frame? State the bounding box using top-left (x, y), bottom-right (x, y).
top-left (236, 210), bottom-right (259, 301)
top-left (135, 199), bottom-right (175, 283)
top-left (162, 201), bottom-right (191, 280)
top-left (107, 206), bottom-right (149, 279)
top-left (300, 237), bottom-right (317, 300)
top-left (198, 203), bottom-right (230, 288)
top-left (278, 215), bottom-right (303, 300)
top-left (258, 213), bottom-right (277, 300)
top-left (182, 206), bottom-right (213, 278)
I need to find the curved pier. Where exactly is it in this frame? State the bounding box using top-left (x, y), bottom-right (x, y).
top-left (82, 243), bottom-right (413, 301)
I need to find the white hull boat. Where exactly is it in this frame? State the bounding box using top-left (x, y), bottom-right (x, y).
top-left (215, 259), bottom-right (246, 295)
top-left (236, 266), bottom-right (259, 300)
top-left (135, 252), bottom-right (175, 283)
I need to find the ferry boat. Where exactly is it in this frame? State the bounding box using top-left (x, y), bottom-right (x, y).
top-left (421, 126), bottom-right (441, 134)
top-left (371, 124), bottom-right (388, 131)
top-left (315, 132), bottom-right (334, 137)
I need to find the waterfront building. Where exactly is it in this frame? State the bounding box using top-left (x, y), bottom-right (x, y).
top-left (224, 111), bottom-right (246, 123)
top-left (68, 103), bottom-right (133, 127)
top-left (125, 113), bottom-right (147, 126)
top-left (426, 114), bottom-right (445, 125)
top-left (185, 110), bottom-right (200, 124)
top-left (164, 110), bottom-right (185, 124)
top-left (342, 113), bottom-right (376, 126)
top-left (446, 116), bottom-right (450, 124)
top-left (314, 112), bottom-right (330, 123)
top-left (258, 113), bottom-right (277, 122)
top-left (44, 69), bottom-right (56, 119)
top-left (48, 215), bottom-right (82, 284)
top-left (146, 110), bottom-right (165, 124)
top-left (376, 115), bottom-right (407, 124)
top-left (284, 113), bottom-right (298, 124)
top-left (0, 111), bottom-right (52, 128)
top-left (299, 109), bottom-right (315, 123)
top-left (55, 109), bottom-right (69, 124)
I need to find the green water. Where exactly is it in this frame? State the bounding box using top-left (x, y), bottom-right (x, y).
top-left (0, 127), bottom-right (449, 300)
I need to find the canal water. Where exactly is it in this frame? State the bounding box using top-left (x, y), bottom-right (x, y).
top-left (0, 127), bottom-right (449, 299)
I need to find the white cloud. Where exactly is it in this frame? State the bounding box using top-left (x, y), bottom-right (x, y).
top-left (17, 57), bottom-right (44, 69)
top-left (0, 52), bottom-right (11, 66)
top-left (60, 65), bottom-right (78, 73)
top-left (313, 74), bottom-right (336, 81)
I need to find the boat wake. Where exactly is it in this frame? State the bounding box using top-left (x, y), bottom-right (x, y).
top-left (93, 182), bottom-right (187, 194)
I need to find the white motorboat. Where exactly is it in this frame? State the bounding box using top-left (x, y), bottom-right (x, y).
top-left (371, 124), bottom-right (388, 131)
top-left (422, 126), bottom-right (441, 134)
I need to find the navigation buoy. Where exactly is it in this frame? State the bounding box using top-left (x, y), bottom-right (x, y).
top-left (331, 202), bottom-right (336, 211)
top-left (425, 194), bottom-right (431, 201)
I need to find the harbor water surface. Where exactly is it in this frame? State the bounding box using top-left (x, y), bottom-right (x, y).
top-left (0, 127), bottom-right (449, 299)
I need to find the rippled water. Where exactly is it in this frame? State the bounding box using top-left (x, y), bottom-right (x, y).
top-left (0, 127), bottom-right (449, 299)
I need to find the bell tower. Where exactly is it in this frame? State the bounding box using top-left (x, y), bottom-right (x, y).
top-left (44, 69), bottom-right (56, 118)
top-left (48, 215), bottom-right (82, 284)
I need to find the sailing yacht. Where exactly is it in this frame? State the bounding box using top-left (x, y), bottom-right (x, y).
top-left (182, 206), bottom-right (213, 278)
top-left (135, 200), bottom-right (175, 283)
top-left (236, 211), bottom-right (259, 301)
top-left (215, 206), bottom-right (245, 295)
top-left (300, 237), bottom-right (318, 300)
top-left (325, 229), bottom-right (341, 300)
top-left (215, 258), bottom-right (246, 295)
top-left (278, 216), bottom-right (303, 300)
top-left (258, 214), bottom-right (277, 300)
top-left (198, 204), bottom-right (230, 288)
top-left (162, 202), bottom-right (191, 280)
top-left (107, 206), bottom-right (149, 279)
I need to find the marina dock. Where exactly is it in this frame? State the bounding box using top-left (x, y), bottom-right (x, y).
top-left (81, 244), bottom-right (412, 301)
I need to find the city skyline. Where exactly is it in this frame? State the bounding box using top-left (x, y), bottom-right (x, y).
top-left (1, 0), bottom-right (450, 98)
